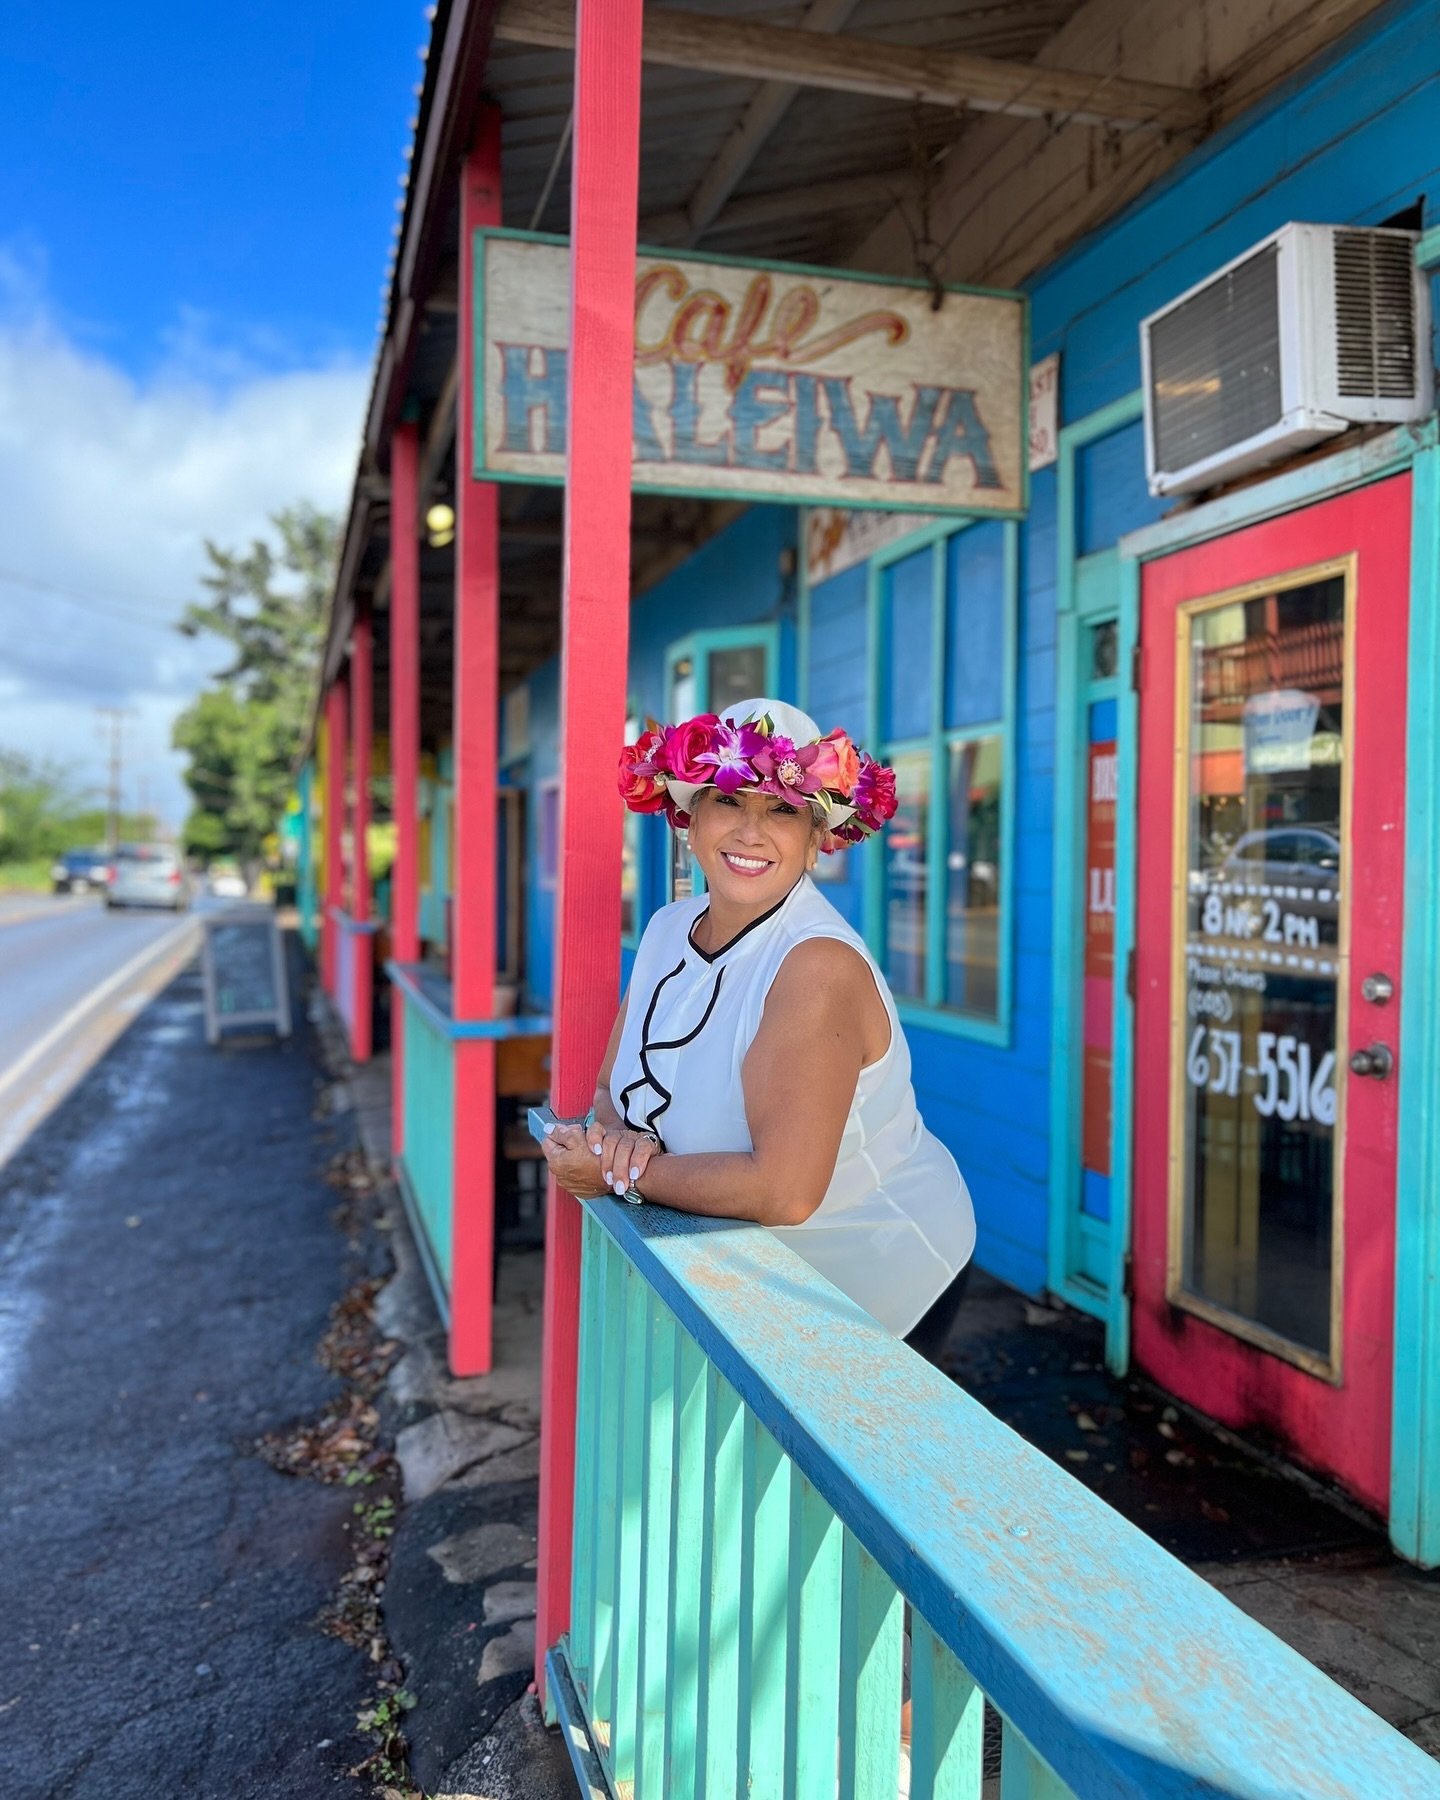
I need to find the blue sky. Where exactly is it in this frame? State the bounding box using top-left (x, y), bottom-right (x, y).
top-left (1, 1), bottom-right (422, 376)
top-left (0, 3), bottom-right (425, 828)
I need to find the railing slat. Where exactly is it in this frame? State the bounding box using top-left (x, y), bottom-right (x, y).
top-left (636, 1295), bottom-right (677, 1796)
top-left (838, 1531), bottom-right (904, 1799)
top-left (740, 1411), bottom-right (792, 1800)
top-left (786, 1476), bottom-right (843, 1800)
top-left (588, 1231), bottom-right (625, 1746)
top-left (665, 1332), bottom-right (709, 1798)
top-left (699, 1370), bottom-right (744, 1800)
top-left (908, 1614), bottom-right (983, 1800)
top-left (1000, 1721), bottom-right (1073, 1799)
top-left (569, 1211), bottom-right (602, 1693)
top-left (610, 1261), bottom-right (650, 1784)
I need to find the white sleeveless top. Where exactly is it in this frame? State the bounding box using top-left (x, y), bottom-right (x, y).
top-left (611, 876), bottom-right (975, 1336)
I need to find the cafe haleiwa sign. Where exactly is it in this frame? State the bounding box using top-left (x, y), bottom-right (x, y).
top-left (474, 230), bottom-right (1027, 515)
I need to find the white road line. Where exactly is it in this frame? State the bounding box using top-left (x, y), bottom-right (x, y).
top-left (0, 918), bottom-right (196, 1110)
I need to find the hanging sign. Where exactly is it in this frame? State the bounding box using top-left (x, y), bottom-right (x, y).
top-left (474, 229), bottom-right (1027, 517)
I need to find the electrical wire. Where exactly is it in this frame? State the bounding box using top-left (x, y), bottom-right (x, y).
top-left (0, 566), bottom-right (189, 634)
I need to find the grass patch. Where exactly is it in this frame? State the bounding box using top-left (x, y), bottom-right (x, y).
top-left (0, 859), bottom-right (53, 894)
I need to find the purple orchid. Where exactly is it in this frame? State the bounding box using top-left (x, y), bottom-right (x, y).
top-left (695, 718), bottom-right (766, 795)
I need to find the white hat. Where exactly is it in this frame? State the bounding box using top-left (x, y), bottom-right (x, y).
top-left (666, 695), bottom-right (858, 830)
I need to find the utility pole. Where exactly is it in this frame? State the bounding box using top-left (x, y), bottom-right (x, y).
top-left (94, 708), bottom-right (134, 853)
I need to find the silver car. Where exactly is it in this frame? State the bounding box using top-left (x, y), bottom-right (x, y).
top-left (106, 844), bottom-right (189, 911)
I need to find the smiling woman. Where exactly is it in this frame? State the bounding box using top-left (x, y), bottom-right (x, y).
top-left (540, 696), bottom-right (976, 1348)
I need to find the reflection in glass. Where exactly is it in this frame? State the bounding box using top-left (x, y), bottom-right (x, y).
top-left (884, 751), bottom-right (930, 1001)
top-left (945, 737), bottom-right (1002, 1017)
top-left (1177, 574), bottom-right (1345, 1360)
top-left (707, 644), bottom-right (768, 717)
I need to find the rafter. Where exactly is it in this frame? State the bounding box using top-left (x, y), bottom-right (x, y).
top-left (675, 0), bottom-right (864, 247)
top-left (493, 0), bottom-right (1208, 132)
top-left (642, 168), bottom-right (923, 246)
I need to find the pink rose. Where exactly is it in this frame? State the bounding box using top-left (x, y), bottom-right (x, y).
top-left (808, 728), bottom-right (861, 797)
top-left (660, 713), bottom-right (720, 784)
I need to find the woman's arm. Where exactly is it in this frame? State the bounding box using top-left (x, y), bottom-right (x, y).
top-left (548, 938), bottom-right (870, 1226)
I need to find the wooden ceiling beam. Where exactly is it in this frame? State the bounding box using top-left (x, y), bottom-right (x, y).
top-left (493, 0), bottom-right (1207, 131)
top-left (643, 167), bottom-right (922, 244)
top-left (673, 0), bottom-right (865, 247)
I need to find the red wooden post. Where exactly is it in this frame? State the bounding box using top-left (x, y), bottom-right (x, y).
top-left (449, 107), bottom-right (503, 1377)
top-left (389, 422), bottom-right (421, 1156)
top-left (322, 677), bottom-right (347, 996)
top-left (535, 0), bottom-right (644, 1697)
top-left (350, 607), bottom-right (374, 1062)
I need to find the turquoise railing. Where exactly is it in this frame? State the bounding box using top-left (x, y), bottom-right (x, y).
top-left (544, 1191), bottom-right (1440, 1800)
top-left (398, 986), bottom-right (455, 1297)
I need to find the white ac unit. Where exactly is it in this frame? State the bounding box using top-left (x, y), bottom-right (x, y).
top-left (1141, 222), bottom-right (1432, 497)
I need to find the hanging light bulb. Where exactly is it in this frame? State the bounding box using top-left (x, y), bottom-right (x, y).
top-left (425, 502), bottom-right (456, 548)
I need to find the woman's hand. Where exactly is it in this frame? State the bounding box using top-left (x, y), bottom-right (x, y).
top-left (540, 1121), bottom-right (660, 1201)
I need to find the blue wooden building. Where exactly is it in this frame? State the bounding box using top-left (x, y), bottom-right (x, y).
top-left (480, 0), bottom-right (1440, 1551)
top-left (300, 8), bottom-right (1440, 1761)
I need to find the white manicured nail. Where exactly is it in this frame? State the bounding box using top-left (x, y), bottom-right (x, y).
top-left (543, 1122), bottom-right (556, 1136)
top-left (629, 1167), bottom-right (639, 1182)
top-left (591, 1142), bottom-right (602, 1154)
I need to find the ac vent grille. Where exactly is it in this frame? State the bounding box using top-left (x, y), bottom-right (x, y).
top-left (1334, 229), bottom-right (1418, 399)
top-left (1149, 245), bottom-right (1282, 474)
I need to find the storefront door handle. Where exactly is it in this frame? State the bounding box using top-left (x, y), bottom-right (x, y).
top-left (1350, 1043), bottom-right (1394, 1079)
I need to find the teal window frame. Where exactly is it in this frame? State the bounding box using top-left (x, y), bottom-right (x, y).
top-left (661, 623), bottom-right (781, 904)
top-left (1047, 389), bottom-right (1145, 1336)
top-left (863, 518), bottom-right (1018, 1047)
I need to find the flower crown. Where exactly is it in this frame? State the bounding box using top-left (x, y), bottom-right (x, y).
top-left (618, 710), bottom-right (898, 851)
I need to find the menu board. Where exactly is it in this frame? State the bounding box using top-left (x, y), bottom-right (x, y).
top-left (201, 910), bottom-right (292, 1044)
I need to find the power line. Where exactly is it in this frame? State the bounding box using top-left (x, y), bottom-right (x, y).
top-left (0, 566), bottom-right (191, 633)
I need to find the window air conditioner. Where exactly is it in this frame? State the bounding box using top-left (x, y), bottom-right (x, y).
top-left (1142, 223), bottom-right (1432, 497)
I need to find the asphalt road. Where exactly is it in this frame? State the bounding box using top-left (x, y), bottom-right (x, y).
top-left (0, 939), bottom-right (378, 1798)
top-left (0, 897), bottom-right (196, 1173)
top-left (0, 897), bottom-right (186, 1070)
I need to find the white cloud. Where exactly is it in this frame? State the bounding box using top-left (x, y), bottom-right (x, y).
top-left (0, 247), bottom-right (369, 832)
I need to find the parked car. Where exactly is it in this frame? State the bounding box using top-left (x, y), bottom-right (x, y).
top-left (207, 863), bottom-right (248, 900)
top-left (106, 844), bottom-right (189, 911)
top-left (50, 847), bottom-right (112, 894)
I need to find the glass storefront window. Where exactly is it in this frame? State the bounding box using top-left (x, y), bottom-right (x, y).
top-left (884, 750), bottom-right (930, 1002)
top-left (707, 643), bottom-right (768, 716)
top-left (877, 527), bottom-right (1011, 1026)
top-left (945, 736), bottom-right (1002, 1015)
top-left (1175, 572), bottom-right (1346, 1363)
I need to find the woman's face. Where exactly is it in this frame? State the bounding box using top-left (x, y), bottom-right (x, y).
top-left (687, 787), bottom-right (819, 912)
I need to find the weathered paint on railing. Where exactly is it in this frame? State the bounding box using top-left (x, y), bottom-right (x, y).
top-left (542, 1173), bottom-right (1440, 1800)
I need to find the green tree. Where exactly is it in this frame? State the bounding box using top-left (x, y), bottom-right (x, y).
top-left (0, 749), bottom-right (154, 869)
top-left (173, 504), bottom-right (336, 862)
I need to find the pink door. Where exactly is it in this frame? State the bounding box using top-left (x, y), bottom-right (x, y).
top-left (1132, 476), bottom-right (1410, 1515)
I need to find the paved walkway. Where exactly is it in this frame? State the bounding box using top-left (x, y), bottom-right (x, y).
top-left (0, 948), bottom-right (378, 1799)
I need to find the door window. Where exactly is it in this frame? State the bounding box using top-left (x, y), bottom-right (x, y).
top-left (1175, 569), bottom-right (1347, 1364)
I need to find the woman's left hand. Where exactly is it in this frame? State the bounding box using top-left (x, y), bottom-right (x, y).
top-left (541, 1122), bottom-right (657, 1201)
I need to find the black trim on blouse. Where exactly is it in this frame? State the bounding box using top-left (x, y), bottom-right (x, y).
top-left (616, 954), bottom-right (727, 1146)
top-left (686, 879), bottom-right (801, 965)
